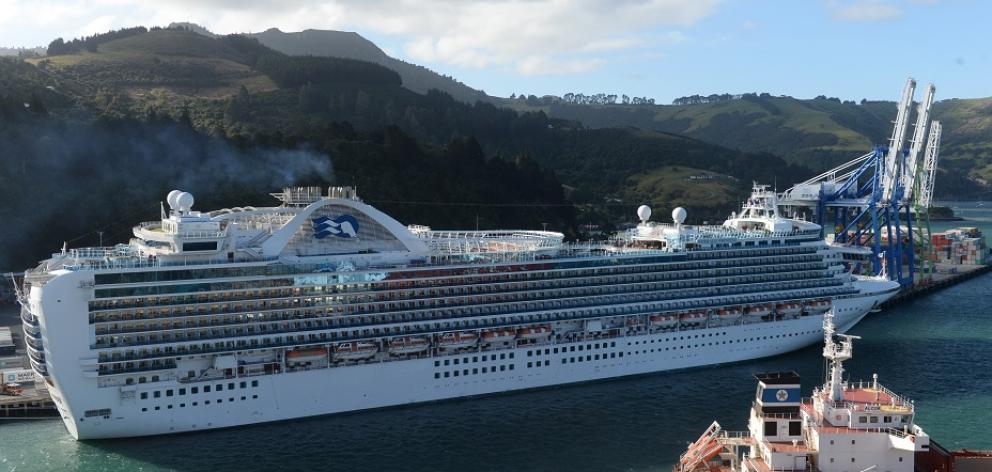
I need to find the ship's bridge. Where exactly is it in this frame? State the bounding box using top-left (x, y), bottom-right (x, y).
top-left (723, 183), bottom-right (820, 234)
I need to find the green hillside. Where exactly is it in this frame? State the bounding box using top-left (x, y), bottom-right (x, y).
top-left (510, 95), bottom-right (992, 198)
top-left (249, 28), bottom-right (489, 104)
top-left (28, 28), bottom-right (804, 199)
top-left (0, 27), bottom-right (810, 269)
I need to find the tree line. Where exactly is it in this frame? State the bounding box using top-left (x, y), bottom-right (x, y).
top-left (47, 27), bottom-right (149, 55)
top-left (510, 93), bottom-right (657, 106)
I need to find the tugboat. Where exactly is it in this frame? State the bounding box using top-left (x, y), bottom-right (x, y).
top-left (674, 311), bottom-right (972, 472)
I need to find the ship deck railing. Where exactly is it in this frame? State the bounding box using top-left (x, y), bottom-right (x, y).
top-left (625, 223), bottom-right (820, 241)
top-left (89, 283), bottom-right (858, 376)
top-left (846, 380), bottom-right (914, 410)
top-left (813, 424), bottom-right (915, 438)
top-left (47, 225), bottom-right (822, 274)
top-left (89, 281), bottom-right (852, 354)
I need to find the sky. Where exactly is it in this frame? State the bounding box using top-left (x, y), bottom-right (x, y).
top-left (0, 0), bottom-right (988, 103)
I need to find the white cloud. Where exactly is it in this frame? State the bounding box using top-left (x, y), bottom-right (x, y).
top-left (827, 0), bottom-right (902, 21)
top-left (0, 0), bottom-right (719, 75)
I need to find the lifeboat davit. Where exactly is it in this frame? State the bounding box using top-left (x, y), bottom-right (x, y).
top-left (776, 302), bottom-right (802, 317)
top-left (388, 336), bottom-right (430, 355)
top-left (438, 332), bottom-right (478, 350)
top-left (285, 347), bottom-right (327, 365)
top-left (745, 304), bottom-right (773, 318)
top-left (806, 299), bottom-right (832, 314)
top-left (649, 314), bottom-right (679, 328)
top-left (517, 326), bottom-right (552, 340)
top-left (679, 312), bottom-right (707, 326)
top-left (334, 341), bottom-right (378, 361)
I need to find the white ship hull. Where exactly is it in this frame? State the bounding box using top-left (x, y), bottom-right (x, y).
top-left (49, 292), bottom-right (887, 440)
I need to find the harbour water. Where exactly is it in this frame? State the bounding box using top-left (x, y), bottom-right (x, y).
top-left (0, 207), bottom-right (990, 472)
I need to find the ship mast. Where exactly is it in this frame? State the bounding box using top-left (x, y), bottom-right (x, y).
top-left (822, 311), bottom-right (860, 402)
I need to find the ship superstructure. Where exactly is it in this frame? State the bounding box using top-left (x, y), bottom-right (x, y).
top-left (676, 312), bottom-right (928, 472)
top-left (20, 185), bottom-right (899, 439)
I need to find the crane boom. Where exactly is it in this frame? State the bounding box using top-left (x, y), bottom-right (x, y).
top-left (902, 83), bottom-right (935, 204)
top-left (881, 78), bottom-right (916, 203)
top-left (920, 121), bottom-right (942, 209)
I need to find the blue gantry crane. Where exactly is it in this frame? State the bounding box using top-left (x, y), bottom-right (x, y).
top-left (778, 78), bottom-right (942, 287)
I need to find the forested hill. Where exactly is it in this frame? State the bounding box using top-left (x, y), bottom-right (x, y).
top-left (249, 28), bottom-right (490, 104)
top-left (508, 94), bottom-right (992, 199)
top-left (0, 27), bottom-right (810, 268)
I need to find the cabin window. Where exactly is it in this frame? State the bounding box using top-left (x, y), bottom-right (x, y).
top-left (789, 421), bottom-right (801, 436)
top-left (183, 242), bottom-right (218, 252)
top-left (764, 421), bottom-right (777, 436)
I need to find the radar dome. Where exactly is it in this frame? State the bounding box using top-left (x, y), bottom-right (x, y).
top-left (636, 205), bottom-right (652, 222)
top-left (176, 192), bottom-right (195, 212)
top-left (167, 190), bottom-right (183, 209)
top-left (672, 207), bottom-right (687, 225)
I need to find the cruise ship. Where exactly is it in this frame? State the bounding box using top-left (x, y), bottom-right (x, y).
top-left (19, 185), bottom-right (900, 439)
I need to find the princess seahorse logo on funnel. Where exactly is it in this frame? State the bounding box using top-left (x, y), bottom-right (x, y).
top-left (312, 215), bottom-right (359, 239)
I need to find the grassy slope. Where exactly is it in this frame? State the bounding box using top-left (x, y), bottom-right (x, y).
top-left (30, 31), bottom-right (277, 104)
top-left (249, 28), bottom-right (489, 104)
top-left (622, 165), bottom-right (739, 213)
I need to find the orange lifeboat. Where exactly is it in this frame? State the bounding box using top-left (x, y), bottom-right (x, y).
top-left (285, 347), bottom-right (327, 365)
top-left (649, 314), bottom-right (679, 328)
top-left (744, 304), bottom-right (773, 318)
top-left (776, 302), bottom-right (802, 317)
top-left (680, 312), bottom-right (707, 326)
top-left (388, 336), bottom-right (430, 355)
top-left (438, 332), bottom-right (478, 350)
top-left (481, 329), bottom-right (517, 345)
top-left (713, 307), bottom-right (742, 323)
top-left (517, 326), bottom-right (552, 340)
top-left (805, 299), bottom-right (832, 314)
top-left (334, 341), bottom-right (378, 361)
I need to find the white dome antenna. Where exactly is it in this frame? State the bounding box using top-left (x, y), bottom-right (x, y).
top-left (167, 190), bottom-right (182, 210)
top-left (636, 205), bottom-right (652, 223)
top-left (672, 207), bottom-right (687, 226)
top-left (176, 192), bottom-right (195, 213)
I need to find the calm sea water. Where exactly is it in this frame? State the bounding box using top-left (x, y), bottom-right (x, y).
top-left (1, 209), bottom-right (990, 472)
